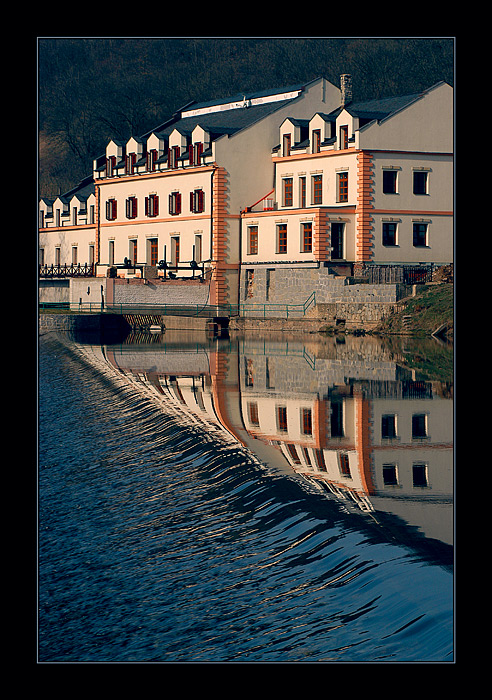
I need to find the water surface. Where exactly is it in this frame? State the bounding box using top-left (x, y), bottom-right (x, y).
top-left (38, 329), bottom-right (453, 663)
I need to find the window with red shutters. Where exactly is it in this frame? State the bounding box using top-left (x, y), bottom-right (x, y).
top-left (147, 149), bottom-right (157, 171)
top-left (169, 192), bottom-right (181, 215)
top-left (106, 198), bottom-right (117, 221)
top-left (145, 194), bottom-right (159, 217)
top-left (126, 196), bottom-right (138, 219)
top-left (190, 189), bottom-right (205, 213)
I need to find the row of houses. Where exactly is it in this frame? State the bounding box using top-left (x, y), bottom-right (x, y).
top-left (39, 75), bottom-right (453, 308)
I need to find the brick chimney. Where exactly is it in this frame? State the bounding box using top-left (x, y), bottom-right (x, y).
top-left (340, 74), bottom-right (353, 106)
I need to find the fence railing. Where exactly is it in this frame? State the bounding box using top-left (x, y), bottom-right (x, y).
top-left (39, 292), bottom-right (317, 320)
top-left (361, 264), bottom-right (435, 284)
top-left (39, 263), bottom-right (95, 278)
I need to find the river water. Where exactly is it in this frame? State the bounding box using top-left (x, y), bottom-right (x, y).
top-left (38, 328), bottom-right (454, 663)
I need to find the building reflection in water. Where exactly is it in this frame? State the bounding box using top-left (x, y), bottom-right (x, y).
top-left (70, 329), bottom-right (453, 557)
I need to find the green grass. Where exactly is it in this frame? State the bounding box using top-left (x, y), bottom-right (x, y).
top-left (377, 283), bottom-right (454, 338)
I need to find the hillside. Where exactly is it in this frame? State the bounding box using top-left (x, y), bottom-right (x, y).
top-left (38, 38), bottom-right (454, 198)
top-left (375, 283), bottom-right (454, 340)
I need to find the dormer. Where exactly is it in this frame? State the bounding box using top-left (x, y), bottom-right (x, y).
top-left (335, 108), bottom-right (358, 150)
top-left (168, 128), bottom-right (189, 168)
top-left (279, 118), bottom-right (309, 156)
top-left (190, 125), bottom-right (210, 165)
top-left (39, 197), bottom-right (53, 228)
top-left (53, 195), bottom-right (69, 227)
top-left (105, 139), bottom-right (125, 177)
top-left (309, 113), bottom-right (335, 152)
top-left (146, 132), bottom-right (166, 171)
top-left (125, 136), bottom-right (144, 174)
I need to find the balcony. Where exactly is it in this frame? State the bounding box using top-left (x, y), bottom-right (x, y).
top-left (39, 263), bottom-right (95, 278)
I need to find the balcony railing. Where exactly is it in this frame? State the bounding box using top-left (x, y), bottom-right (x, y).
top-left (39, 263), bottom-right (95, 278)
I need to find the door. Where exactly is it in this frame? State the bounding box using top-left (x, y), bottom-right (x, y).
top-left (331, 222), bottom-right (344, 259)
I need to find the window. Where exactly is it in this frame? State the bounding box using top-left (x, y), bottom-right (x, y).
top-left (89, 245), bottom-right (95, 266)
top-left (72, 206), bottom-right (77, 225)
top-left (126, 196), bottom-right (138, 219)
top-left (171, 236), bottom-right (180, 267)
top-left (190, 189), bottom-right (205, 213)
top-left (413, 171), bottom-right (428, 195)
top-left (302, 447), bottom-right (312, 467)
top-left (413, 223), bottom-right (428, 247)
top-left (147, 149), bottom-right (158, 171)
top-left (89, 205), bottom-right (95, 224)
top-left (412, 413), bottom-right (428, 439)
top-left (277, 224), bottom-right (287, 254)
top-left (337, 172), bottom-right (348, 202)
top-left (129, 239), bottom-right (137, 265)
top-left (194, 234), bottom-right (202, 263)
top-left (39, 248), bottom-right (45, 266)
top-left (248, 402), bottom-right (259, 426)
top-left (277, 406), bottom-right (288, 432)
top-left (383, 464), bottom-right (399, 486)
top-left (125, 152), bottom-right (137, 175)
top-left (106, 155), bottom-right (116, 177)
top-left (299, 177), bottom-right (306, 208)
top-left (106, 198), bottom-right (117, 221)
top-left (248, 226), bottom-right (258, 255)
top-left (283, 133), bottom-right (291, 157)
top-left (169, 192), bottom-right (181, 216)
top-left (56, 209), bottom-right (60, 227)
top-left (148, 238), bottom-right (158, 266)
top-left (312, 175), bottom-right (322, 205)
top-left (381, 414), bottom-right (397, 439)
top-left (72, 247), bottom-right (78, 265)
top-left (190, 142), bottom-right (203, 166)
top-left (39, 211), bottom-right (44, 228)
top-left (412, 464), bottom-right (428, 487)
top-left (340, 125), bottom-right (349, 150)
top-left (301, 222), bottom-right (312, 252)
top-left (331, 223), bottom-right (344, 260)
top-left (283, 178), bottom-right (293, 207)
top-left (312, 129), bottom-right (321, 154)
top-left (108, 240), bottom-right (114, 266)
top-left (144, 194), bottom-right (159, 217)
top-left (382, 222), bottom-right (398, 247)
top-left (301, 408), bottom-right (312, 435)
top-left (383, 170), bottom-right (397, 194)
top-left (55, 247), bottom-right (61, 266)
top-left (169, 146), bottom-right (180, 169)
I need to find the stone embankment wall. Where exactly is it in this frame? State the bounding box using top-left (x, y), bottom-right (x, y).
top-left (240, 265), bottom-right (400, 329)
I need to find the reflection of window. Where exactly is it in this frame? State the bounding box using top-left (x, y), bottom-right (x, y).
top-left (248, 402), bottom-right (259, 426)
top-left (302, 447), bottom-right (312, 466)
top-left (412, 413), bottom-right (427, 439)
top-left (381, 414), bottom-right (397, 439)
top-left (277, 406), bottom-right (288, 432)
top-left (315, 449), bottom-right (327, 471)
top-left (301, 408), bottom-right (312, 435)
top-left (287, 444), bottom-right (301, 464)
top-left (330, 401), bottom-right (344, 437)
top-left (383, 464), bottom-right (398, 486)
top-left (412, 464), bottom-right (428, 487)
top-left (339, 452), bottom-right (351, 477)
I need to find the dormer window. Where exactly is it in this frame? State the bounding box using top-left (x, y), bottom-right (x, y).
top-left (190, 142), bottom-right (203, 166)
top-left (340, 126), bottom-right (349, 150)
top-left (283, 134), bottom-right (291, 157)
top-left (125, 152), bottom-right (137, 175)
top-left (147, 149), bottom-right (158, 171)
top-left (106, 156), bottom-right (116, 177)
top-left (169, 146), bottom-right (181, 169)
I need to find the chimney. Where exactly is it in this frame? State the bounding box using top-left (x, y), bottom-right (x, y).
top-left (340, 74), bottom-right (353, 106)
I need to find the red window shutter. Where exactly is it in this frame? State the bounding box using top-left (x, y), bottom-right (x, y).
top-left (111, 199), bottom-right (117, 219)
top-left (198, 189), bottom-right (204, 212)
top-left (176, 193), bottom-right (181, 214)
top-left (189, 145), bottom-right (194, 167)
top-left (145, 196), bottom-right (149, 216)
top-left (154, 195), bottom-right (159, 216)
top-left (132, 197), bottom-right (137, 218)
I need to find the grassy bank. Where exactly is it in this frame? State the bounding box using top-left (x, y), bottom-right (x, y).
top-left (375, 283), bottom-right (453, 339)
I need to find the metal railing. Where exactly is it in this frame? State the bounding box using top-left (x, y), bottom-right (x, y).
top-left (39, 263), bottom-right (95, 278)
top-left (39, 292), bottom-right (317, 320)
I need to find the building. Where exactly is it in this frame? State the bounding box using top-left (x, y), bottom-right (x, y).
top-left (239, 78), bottom-right (453, 307)
top-left (39, 76), bottom-right (453, 311)
top-left (40, 77), bottom-right (341, 307)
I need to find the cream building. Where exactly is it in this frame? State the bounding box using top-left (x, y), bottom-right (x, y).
top-left (240, 79), bottom-right (453, 304)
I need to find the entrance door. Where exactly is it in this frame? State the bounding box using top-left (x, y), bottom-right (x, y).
top-left (331, 222), bottom-right (344, 259)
